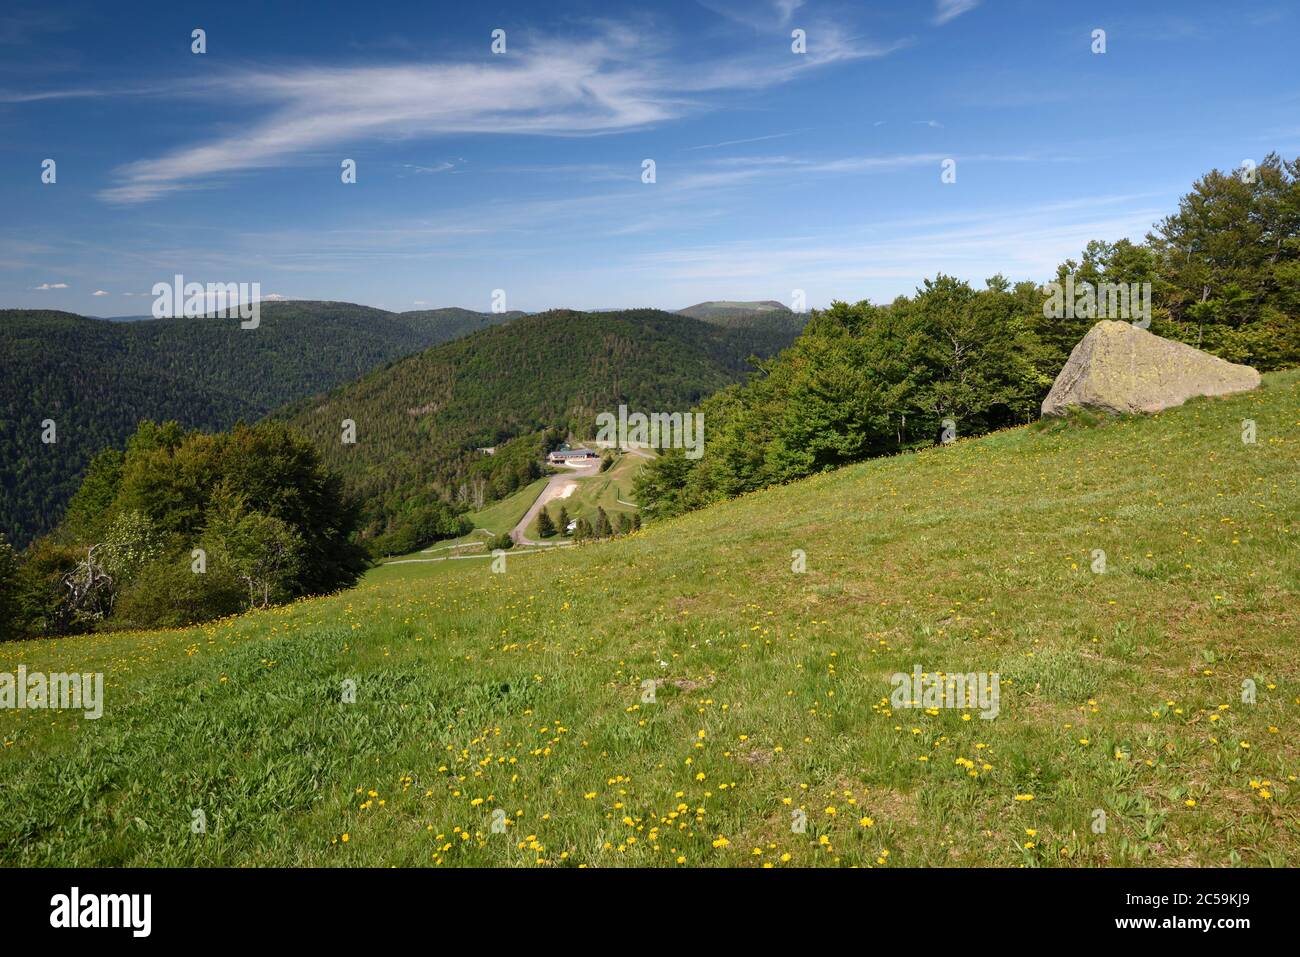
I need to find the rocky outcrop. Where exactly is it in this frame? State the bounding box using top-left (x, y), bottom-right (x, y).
top-left (1041, 320), bottom-right (1260, 417)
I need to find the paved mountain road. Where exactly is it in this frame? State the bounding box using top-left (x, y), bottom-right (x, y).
top-left (511, 460), bottom-right (601, 545)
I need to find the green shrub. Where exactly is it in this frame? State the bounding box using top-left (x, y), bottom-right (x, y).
top-left (12, 537), bottom-right (83, 636)
top-left (113, 556), bottom-right (244, 629)
top-left (369, 501), bottom-right (471, 557)
top-left (202, 509), bottom-right (304, 610)
top-left (22, 418), bottom-right (369, 636)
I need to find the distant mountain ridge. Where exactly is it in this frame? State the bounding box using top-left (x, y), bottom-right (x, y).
top-left (679, 299), bottom-right (793, 318)
top-left (0, 301), bottom-right (522, 547)
top-left (277, 307), bottom-right (804, 548)
top-left (1, 298), bottom-right (805, 549)
top-left (677, 300), bottom-right (808, 334)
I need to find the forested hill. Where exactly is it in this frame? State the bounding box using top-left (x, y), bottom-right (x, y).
top-left (278, 308), bottom-right (803, 544)
top-left (0, 301), bottom-right (521, 547)
top-left (678, 300), bottom-right (800, 328)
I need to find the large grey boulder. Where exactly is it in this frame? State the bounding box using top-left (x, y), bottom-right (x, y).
top-left (1041, 320), bottom-right (1261, 417)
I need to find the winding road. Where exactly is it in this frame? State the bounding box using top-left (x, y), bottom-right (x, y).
top-left (510, 459), bottom-right (601, 545)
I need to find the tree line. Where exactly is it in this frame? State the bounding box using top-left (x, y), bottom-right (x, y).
top-left (0, 301), bottom-right (512, 549)
top-left (536, 502), bottom-right (640, 540)
top-left (0, 419), bottom-right (367, 638)
top-left (634, 155), bottom-right (1300, 520)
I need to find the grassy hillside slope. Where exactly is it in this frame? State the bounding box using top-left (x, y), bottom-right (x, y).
top-left (387, 478), bottom-right (552, 557)
top-left (2, 372), bottom-right (1296, 867)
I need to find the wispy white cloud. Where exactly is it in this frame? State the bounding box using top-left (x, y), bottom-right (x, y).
top-left (660, 151), bottom-right (1044, 192)
top-left (403, 161), bottom-right (458, 175)
top-left (773, 0), bottom-right (806, 25)
top-left (934, 0), bottom-right (981, 26)
top-left (0, 10), bottom-right (71, 46)
top-left (698, 0), bottom-right (806, 31)
top-left (0, 87), bottom-right (105, 103)
top-left (89, 22), bottom-right (898, 204)
top-left (0, 80), bottom-right (175, 103)
top-left (684, 130), bottom-right (805, 151)
top-left (682, 25), bottom-right (905, 90)
top-left (17, 150), bottom-right (1069, 289)
top-left (92, 289), bottom-right (109, 296)
top-left (624, 193), bottom-right (1165, 302)
top-left (99, 36), bottom-right (668, 203)
top-left (31, 281), bottom-right (69, 290)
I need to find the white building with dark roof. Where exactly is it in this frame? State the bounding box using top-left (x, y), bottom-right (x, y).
top-left (547, 447), bottom-right (598, 466)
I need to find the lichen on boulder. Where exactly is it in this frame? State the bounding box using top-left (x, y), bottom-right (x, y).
top-left (1041, 320), bottom-right (1261, 417)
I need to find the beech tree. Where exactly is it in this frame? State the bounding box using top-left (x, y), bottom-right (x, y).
top-left (1148, 153), bottom-right (1300, 367)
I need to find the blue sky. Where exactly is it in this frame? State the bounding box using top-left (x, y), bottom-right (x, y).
top-left (1, 0), bottom-right (1297, 314)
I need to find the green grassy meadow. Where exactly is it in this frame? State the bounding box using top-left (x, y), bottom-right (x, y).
top-left (466, 477), bottom-right (549, 538)
top-left (2, 373), bottom-right (1297, 867)
top-left (394, 477), bottom-right (550, 558)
